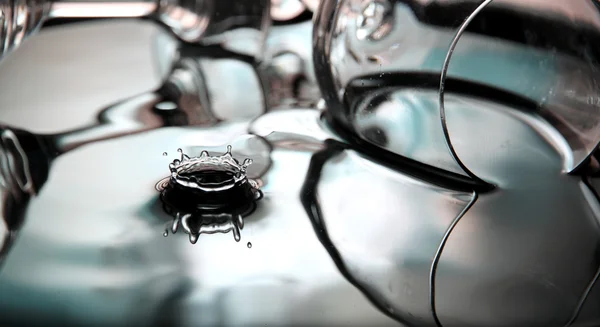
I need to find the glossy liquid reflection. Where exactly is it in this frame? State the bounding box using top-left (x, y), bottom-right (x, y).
top-left (0, 19), bottom-right (398, 327)
top-left (4, 4), bottom-right (600, 327)
top-left (0, 123), bottom-right (401, 327)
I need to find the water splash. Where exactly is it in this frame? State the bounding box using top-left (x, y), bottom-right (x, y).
top-left (166, 145), bottom-right (253, 193)
top-left (157, 146), bottom-right (262, 244)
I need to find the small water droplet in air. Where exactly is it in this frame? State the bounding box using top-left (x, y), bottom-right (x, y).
top-left (189, 233), bottom-right (199, 244)
top-left (163, 152), bottom-right (167, 156)
top-left (172, 213), bottom-right (181, 233)
top-left (232, 222), bottom-right (241, 242)
top-left (247, 242), bottom-right (252, 248)
top-left (163, 229), bottom-right (168, 237)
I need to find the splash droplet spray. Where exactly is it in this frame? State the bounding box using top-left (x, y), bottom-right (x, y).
top-left (156, 145), bottom-right (263, 244)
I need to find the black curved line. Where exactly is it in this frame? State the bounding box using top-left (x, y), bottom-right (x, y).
top-left (439, 0), bottom-right (495, 187)
top-left (429, 191), bottom-right (478, 327)
top-left (566, 265), bottom-right (600, 327)
top-left (566, 177), bottom-right (600, 326)
top-left (345, 72), bottom-right (540, 115)
top-left (324, 111), bottom-right (491, 193)
top-left (42, 17), bottom-right (122, 28)
top-left (177, 43), bottom-right (257, 64)
top-left (396, 0), bottom-right (600, 64)
top-left (300, 139), bottom-right (414, 326)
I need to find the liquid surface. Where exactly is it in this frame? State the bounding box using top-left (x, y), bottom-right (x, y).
top-left (0, 125), bottom-right (396, 327)
top-left (3, 15), bottom-right (600, 327)
top-left (2, 96), bottom-right (600, 327)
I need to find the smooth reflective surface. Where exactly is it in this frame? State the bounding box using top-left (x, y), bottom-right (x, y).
top-left (3, 5), bottom-right (600, 327)
top-left (0, 21), bottom-right (395, 327)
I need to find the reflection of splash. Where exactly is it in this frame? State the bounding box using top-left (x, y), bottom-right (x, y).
top-left (156, 146), bottom-right (262, 244)
top-left (169, 211), bottom-right (246, 243)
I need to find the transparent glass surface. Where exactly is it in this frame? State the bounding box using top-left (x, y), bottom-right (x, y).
top-left (313, 0), bottom-right (600, 326)
top-left (314, 0), bottom-right (600, 177)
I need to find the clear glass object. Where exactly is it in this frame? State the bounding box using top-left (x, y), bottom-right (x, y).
top-left (0, 0), bottom-right (50, 55)
top-left (0, 0), bottom-right (270, 58)
top-left (312, 0), bottom-right (600, 326)
top-left (314, 0), bottom-right (600, 180)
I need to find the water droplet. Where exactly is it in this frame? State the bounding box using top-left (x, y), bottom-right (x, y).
top-left (172, 213), bottom-right (181, 234)
top-left (163, 229), bottom-right (168, 237)
top-left (156, 145), bottom-right (263, 244)
top-left (189, 233), bottom-right (199, 244)
top-left (232, 222), bottom-right (241, 242)
top-left (237, 214), bottom-right (244, 229)
top-left (247, 242), bottom-right (252, 248)
top-left (162, 152), bottom-right (167, 156)
top-left (177, 148), bottom-right (183, 153)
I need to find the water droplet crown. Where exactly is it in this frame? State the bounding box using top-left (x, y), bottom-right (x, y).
top-left (169, 145), bottom-right (253, 192)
